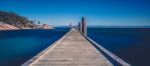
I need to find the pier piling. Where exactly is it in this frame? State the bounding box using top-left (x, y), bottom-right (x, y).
top-left (78, 17), bottom-right (87, 36)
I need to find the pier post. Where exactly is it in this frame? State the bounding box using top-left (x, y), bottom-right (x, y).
top-left (79, 22), bottom-right (82, 33)
top-left (70, 23), bottom-right (72, 29)
top-left (81, 17), bottom-right (87, 36)
top-left (78, 22), bottom-right (80, 31)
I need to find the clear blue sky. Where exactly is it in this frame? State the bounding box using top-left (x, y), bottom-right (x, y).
top-left (0, 0), bottom-right (150, 26)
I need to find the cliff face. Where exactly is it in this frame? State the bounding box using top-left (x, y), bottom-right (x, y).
top-left (0, 11), bottom-right (35, 29)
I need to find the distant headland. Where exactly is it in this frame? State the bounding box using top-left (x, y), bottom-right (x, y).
top-left (0, 10), bottom-right (54, 30)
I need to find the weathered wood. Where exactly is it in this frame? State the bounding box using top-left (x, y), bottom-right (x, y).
top-left (23, 28), bottom-right (113, 66)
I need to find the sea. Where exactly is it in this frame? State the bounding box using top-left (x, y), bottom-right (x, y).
top-left (88, 28), bottom-right (150, 66)
top-left (0, 28), bottom-right (150, 66)
top-left (0, 28), bottom-right (69, 66)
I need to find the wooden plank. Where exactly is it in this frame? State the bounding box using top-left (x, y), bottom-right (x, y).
top-left (25, 28), bottom-right (113, 66)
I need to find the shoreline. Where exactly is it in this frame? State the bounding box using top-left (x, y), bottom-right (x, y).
top-left (0, 23), bottom-right (54, 30)
top-left (0, 28), bottom-right (55, 30)
top-left (0, 23), bottom-right (19, 30)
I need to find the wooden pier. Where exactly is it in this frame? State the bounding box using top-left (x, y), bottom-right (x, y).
top-left (22, 17), bottom-right (131, 66)
top-left (22, 28), bottom-right (113, 66)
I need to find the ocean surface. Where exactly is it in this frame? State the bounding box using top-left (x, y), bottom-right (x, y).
top-left (0, 28), bottom-right (150, 66)
top-left (0, 28), bottom-right (69, 66)
top-left (88, 28), bottom-right (150, 66)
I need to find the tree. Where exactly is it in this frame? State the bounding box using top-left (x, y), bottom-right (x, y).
top-left (0, 10), bottom-right (35, 28)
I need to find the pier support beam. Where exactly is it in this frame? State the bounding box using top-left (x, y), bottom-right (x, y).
top-left (78, 17), bottom-right (87, 36)
top-left (78, 22), bottom-right (82, 33)
top-left (81, 17), bottom-right (87, 36)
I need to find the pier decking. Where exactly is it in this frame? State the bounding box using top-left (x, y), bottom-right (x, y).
top-left (24, 28), bottom-right (113, 66)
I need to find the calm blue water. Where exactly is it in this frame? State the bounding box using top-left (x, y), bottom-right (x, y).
top-left (0, 28), bottom-right (149, 66)
top-left (88, 28), bottom-right (150, 66)
top-left (0, 28), bottom-right (69, 66)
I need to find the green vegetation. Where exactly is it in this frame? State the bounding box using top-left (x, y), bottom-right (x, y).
top-left (0, 10), bottom-right (36, 28)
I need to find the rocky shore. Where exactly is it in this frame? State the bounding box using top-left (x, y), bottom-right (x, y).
top-left (0, 23), bottom-right (19, 30)
top-left (0, 22), bottom-right (54, 30)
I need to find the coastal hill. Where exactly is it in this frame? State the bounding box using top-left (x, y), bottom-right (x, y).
top-left (0, 10), bottom-right (54, 30)
top-left (0, 10), bottom-right (35, 29)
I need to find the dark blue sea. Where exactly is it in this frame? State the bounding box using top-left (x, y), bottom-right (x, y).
top-left (88, 28), bottom-right (150, 66)
top-left (0, 28), bottom-right (150, 66)
top-left (0, 28), bottom-right (69, 66)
